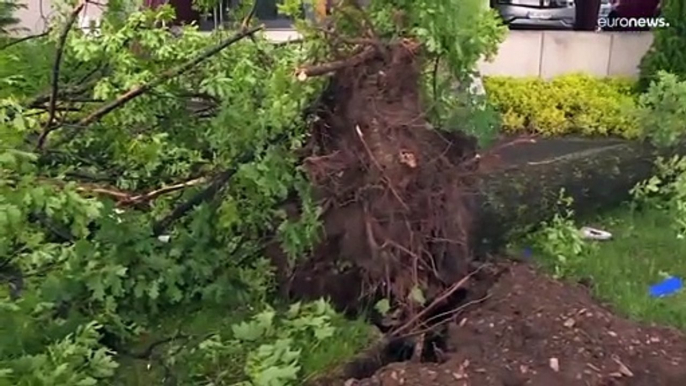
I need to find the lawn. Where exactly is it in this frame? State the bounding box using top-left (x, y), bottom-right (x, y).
top-left (529, 205), bottom-right (686, 331)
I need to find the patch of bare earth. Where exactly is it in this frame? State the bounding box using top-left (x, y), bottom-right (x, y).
top-left (352, 263), bottom-right (686, 386)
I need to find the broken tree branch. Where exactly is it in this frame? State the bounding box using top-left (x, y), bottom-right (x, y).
top-left (152, 170), bottom-right (234, 236)
top-left (296, 46), bottom-right (377, 78)
top-left (389, 265), bottom-right (485, 337)
top-left (33, 175), bottom-right (208, 209)
top-left (36, 1), bottom-right (86, 150)
top-left (149, 133), bottom-right (289, 235)
top-left (75, 177), bottom-right (208, 207)
top-left (50, 25), bottom-right (265, 149)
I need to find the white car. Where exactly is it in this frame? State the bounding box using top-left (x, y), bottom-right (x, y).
top-left (492, 0), bottom-right (615, 29)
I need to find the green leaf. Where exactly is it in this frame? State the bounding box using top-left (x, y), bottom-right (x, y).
top-left (374, 298), bottom-right (391, 316)
top-left (408, 286), bottom-right (426, 305)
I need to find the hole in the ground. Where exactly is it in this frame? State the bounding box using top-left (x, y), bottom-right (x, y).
top-left (578, 277), bottom-right (593, 288)
top-left (294, 263), bottom-right (502, 384)
top-left (368, 287), bottom-right (469, 364)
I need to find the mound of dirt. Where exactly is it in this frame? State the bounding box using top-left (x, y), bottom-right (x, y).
top-left (351, 263), bottom-right (686, 386)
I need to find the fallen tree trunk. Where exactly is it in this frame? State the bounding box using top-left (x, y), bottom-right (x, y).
top-left (284, 136), bottom-right (676, 313)
top-left (474, 138), bottom-right (661, 251)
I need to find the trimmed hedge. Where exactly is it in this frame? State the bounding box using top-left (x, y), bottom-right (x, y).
top-left (484, 74), bottom-right (640, 138)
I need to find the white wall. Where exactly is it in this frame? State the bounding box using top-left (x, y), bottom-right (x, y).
top-left (263, 29), bottom-right (654, 78)
top-left (478, 31), bottom-right (654, 78)
top-left (14, 0), bottom-right (105, 34)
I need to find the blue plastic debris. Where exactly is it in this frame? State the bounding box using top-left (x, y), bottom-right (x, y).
top-left (522, 247), bottom-right (533, 260)
top-left (649, 276), bottom-right (683, 298)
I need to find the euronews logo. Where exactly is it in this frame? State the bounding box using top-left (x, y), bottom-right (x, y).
top-left (598, 16), bottom-right (669, 29)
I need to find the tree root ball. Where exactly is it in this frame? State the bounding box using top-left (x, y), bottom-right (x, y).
top-left (278, 41), bottom-right (479, 316)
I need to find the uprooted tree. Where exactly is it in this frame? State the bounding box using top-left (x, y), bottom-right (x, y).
top-left (0, 0), bottom-right (507, 383)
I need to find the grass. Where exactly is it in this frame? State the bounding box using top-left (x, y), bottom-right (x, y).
top-left (530, 206), bottom-right (686, 331)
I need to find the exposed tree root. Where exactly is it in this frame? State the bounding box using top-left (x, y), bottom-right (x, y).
top-left (281, 40), bottom-right (479, 332)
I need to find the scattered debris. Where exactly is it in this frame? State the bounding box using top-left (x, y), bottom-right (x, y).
top-left (549, 358), bottom-right (560, 372)
top-left (649, 276), bottom-right (683, 298)
top-left (579, 226), bottom-right (612, 240)
top-left (613, 357), bottom-right (634, 377)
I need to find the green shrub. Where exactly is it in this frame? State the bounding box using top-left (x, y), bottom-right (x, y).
top-left (635, 71), bottom-right (686, 147)
top-left (638, 0), bottom-right (686, 91)
top-left (484, 74), bottom-right (639, 138)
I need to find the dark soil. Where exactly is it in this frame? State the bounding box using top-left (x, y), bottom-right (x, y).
top-left (350, 263), bottom-right (686, 386)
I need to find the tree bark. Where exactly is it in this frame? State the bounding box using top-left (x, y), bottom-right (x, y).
top-left (574, 0), bottom-right (602, 30)
top-left (474, 139), bottom-right (665, 251)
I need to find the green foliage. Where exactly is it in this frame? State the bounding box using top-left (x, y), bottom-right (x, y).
top-left (631, 155), bottom-right (686, 237)
top-left (0, 321), bottom-right (119, 385)
top-left (638, 0), bottom-right (686, 91)
top-left (0, 3), bottom-right (329, 382)
top-left (366, 0), bottom-right (505, 81)
top-left (484, 74), bottom-right (639, 138)
top-left (395, 0), bottom-right (506, 144)
top-left (634, 71), bottom-right (686, 147)
top-left (0, 0), bottom-right (509, 382)
top-left (525, 190), bottom-right (594, 278)
top-left (0, 40), bottom-right (71, 99)
top-left (306, 0), bottom-right (507, 145)
top-left (437, 82), bottom-right (501, 147)
top-left (108, 300), bottom-right (375, 385)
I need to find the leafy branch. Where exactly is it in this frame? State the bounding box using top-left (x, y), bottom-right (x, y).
top-left (38, 1), bottom-right (86, 149)
top-left (46, 24), bottom-right (264, 149)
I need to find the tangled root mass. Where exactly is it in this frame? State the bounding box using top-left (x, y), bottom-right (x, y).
top-left (284, 41), bottom-right (479, 319)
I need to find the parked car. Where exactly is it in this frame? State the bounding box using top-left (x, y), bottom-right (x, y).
top-left (492, 0), bottom-right (576, 29)
top-left (491, 0), bottom-right (615, 29)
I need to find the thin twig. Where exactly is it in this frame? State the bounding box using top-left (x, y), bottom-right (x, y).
top-left (35, 176), bottom-right (208, 207)
top-left (242, 1), bottom-right (274, 67)
top-left (354, 124), bottom-right (409, 211)
top-left (296, 46), bottom-right (377, 78)
top-left (431, 55), bottom-right (440, 101)
top-left (152, 170), bottom-right (234, 236)
top-left (0, 31), bottom-right (50, 51)
top-left (463, 137), bottom-right (537, 168)
top-left (51, 25), bottom-right (264, 149)
top-left (399, 294), bottom-right (492, 339)
top-left (36, 1), bottom-right (86, 150)
top-left (389, 265), bottom-right (485, 337)
top-left (77, 177), bottom-right (208, 206)
top-left (240, 0), bottom-right (259, 31)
